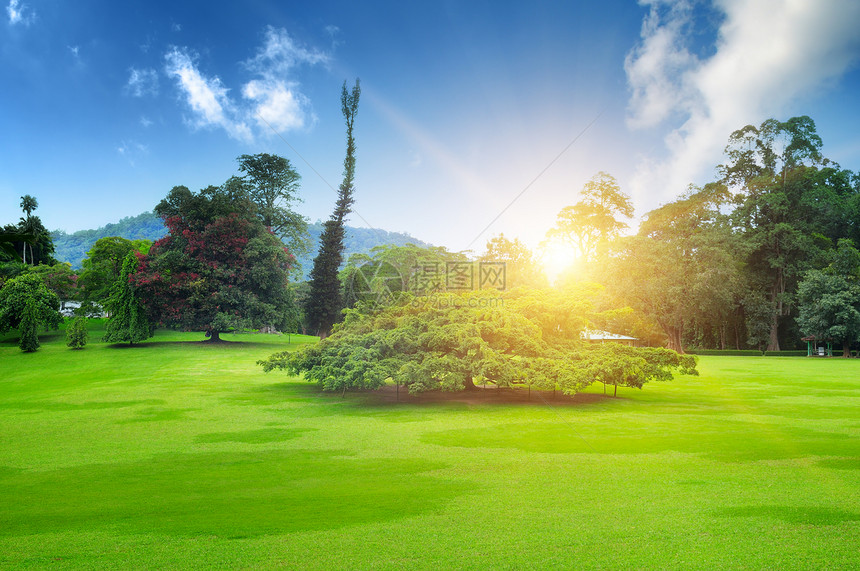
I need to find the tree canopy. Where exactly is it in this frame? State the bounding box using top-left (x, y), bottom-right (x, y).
top-left (0, 272), bottom-right (62, 351)
top-left (133, 184), bottom-right (299, 341)
top-left (261, 288), bottom-right (697, 395)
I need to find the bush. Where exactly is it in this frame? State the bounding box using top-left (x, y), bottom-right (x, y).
top-left (18, 298), bottom-right (40, 352)
top-left (66, 316), bottom-right (89, 349)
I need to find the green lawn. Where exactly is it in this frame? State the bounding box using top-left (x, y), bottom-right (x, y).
top-left (1, 324), bottom-right (858, 569)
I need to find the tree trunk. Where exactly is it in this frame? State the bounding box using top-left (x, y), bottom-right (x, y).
top-left (766, 274), bottom-right (783, 352)
top-left (613, 382), bottom-right (618, 397)
top-left (463, 376), bottom-right (477, 391)
top-left (843, 341), bottom-right (852, 358)
top-left (766, 310), bottom-right (780, 352)
top-left (208, 330), bottom-right (221, 342)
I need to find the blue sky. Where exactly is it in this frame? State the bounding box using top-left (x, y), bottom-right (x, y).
top-left (3, 0), bottom-right (860, 254)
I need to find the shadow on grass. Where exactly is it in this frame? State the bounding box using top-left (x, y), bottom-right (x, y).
top-left (347, 384), bottom-right (616, 408)
top-left (194, 427), bottom-right (315, 444)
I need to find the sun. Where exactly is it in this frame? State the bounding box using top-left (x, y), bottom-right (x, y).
top-left (540, 239), bottom-right (579, 283)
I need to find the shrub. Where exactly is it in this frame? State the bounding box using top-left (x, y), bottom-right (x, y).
top-left (66, 316), bottom-right (89, 349)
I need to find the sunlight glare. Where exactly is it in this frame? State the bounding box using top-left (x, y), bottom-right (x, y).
top-left (540, 240), bottom-right (578, 283)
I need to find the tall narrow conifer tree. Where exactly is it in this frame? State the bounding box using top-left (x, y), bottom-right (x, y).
top-left (305, 79), bottom-right (360, 338)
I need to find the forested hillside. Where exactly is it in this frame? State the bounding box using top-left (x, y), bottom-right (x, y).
top-left (51, 212), bottom-right (432, 279)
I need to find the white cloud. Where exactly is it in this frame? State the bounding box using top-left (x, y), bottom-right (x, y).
top-left (624, 1), bottom-right (698, 129)
top-left (242, 79), bottom-right (311, 132)
top-left (242, 27), bottom-right (328, 134)
top-left (126, 67), bottom-right (159, 97)
top-left (140, 116), bottom-right (153, 128)
top-left (7, 0), bottom-right (34, 25)
top-left (164, 47), bottom-right (252, 142)
top-left (625, 0), bottom-right (860, 205)
top-left (162, 29), bottom-right (326, 142)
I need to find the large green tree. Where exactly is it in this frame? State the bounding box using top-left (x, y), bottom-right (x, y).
top-left (306, 79), bottom-right (361, 338)
top-left (796, 239), bottom-right (860, 357)
top-left (2, 219), bottom-right (55, 267)
top-left (133, 185), bottom-right (298, 341)
top-left (237, 153), bottom-right (309, 265)
top-left (720, 116), bottom-right (827, 351)
top-left (0, 272), bottom-right (62, 351)
top-left (606, 184), bottom-right (742, 353)
top-left (261, 289), bottom-right (696, 396)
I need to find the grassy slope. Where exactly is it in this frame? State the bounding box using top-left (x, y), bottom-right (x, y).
top-left (1, 325), bottom-right (858, 569)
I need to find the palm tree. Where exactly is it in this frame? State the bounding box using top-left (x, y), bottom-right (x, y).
top-left (19, 195), bottom-right (38, 265)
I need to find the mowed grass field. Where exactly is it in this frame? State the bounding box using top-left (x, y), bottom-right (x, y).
top-left (1, 323), bottom-right (858, 569)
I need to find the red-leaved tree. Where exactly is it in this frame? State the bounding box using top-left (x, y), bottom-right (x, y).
top-left (133, 185), bottom-right (300, 341)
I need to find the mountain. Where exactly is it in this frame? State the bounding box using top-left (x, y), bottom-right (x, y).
top-left (51, 212), bottom-right (434, 279)
top-left (51, 212), bottom-right (166, 268)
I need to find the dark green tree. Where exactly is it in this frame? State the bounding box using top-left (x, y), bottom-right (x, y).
top-left (18, 298), bottom-right (41, 352)
top-left (721, 116), bottom-right (827, 351)
top-left (796, 239), bottom-right (860, 357)
top-left (237, 153), bottom-right (309, 266)
top-left (306, 79), bottom-right (360, 338)
top-left (103, 252), bottom-right (153, 345)
top-left (66, 316), bottom-right (89, 349)
top-left (0, 272), bottom-right (62, 350)
top-left (2, 219), bottom-right (55, 266)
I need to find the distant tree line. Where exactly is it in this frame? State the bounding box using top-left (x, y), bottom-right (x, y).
top-left (4, 113), bottom-right (859, 365)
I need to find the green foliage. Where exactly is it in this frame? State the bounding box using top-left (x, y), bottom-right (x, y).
top-left (237, 153), bottom-right (309, 267)
top-left (66, 316), bottom-right (89, 349)
top-left (103, 252), bottom-right (153, 345)
top-left (17, 297), bottom-right (41, 352)
top-left (136, 185), bottom-right (298, 340)
top-left (606, 184), bottom-right (742, 354)
top-left (796, 239), bottom-right (860, 357)
top-left (1, 218), bottom-right (55, 266)
top-left (306, 79), bottom-right (361, 337)
top-left (579, 343), bottom-right (698, 397)
top-left (0, 230), bottom-right (36, 263)
top-left (0, 272), bottom-right (62, 340)
top-left (28, 262), bottom-right (79, 300)
top-left (262, 288), bottom-right (696, 395)
top-left (78, 237), bottom-right (150, 304)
